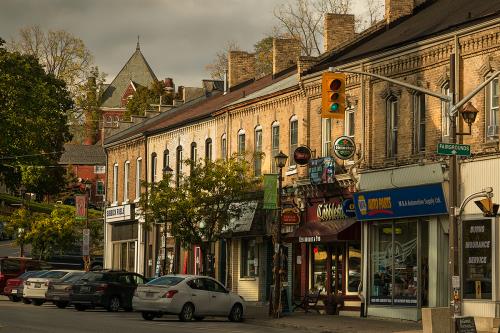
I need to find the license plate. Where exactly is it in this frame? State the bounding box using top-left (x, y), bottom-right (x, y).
top-left (80, 286), bottom-right (90, 293)
top-left (35, 283), bottom-right (41, 288)
top-left (145, 292), bottom-right (154, 298)
top-left (11, 290), bottom-right (17, 294)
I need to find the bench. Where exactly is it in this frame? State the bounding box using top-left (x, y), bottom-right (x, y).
top-left (293, 289), bottom-right (322, 313)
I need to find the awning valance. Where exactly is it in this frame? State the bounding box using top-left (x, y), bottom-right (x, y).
top-left (285, 218), bottom-right (359, 243)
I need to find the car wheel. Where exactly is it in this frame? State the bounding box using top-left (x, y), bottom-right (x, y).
top-left (55, 301), bottom-right (69, 309)
top-left (22, 298), bottom-right (31, 304)
top-left (179, 303), bottom-right (194, 322)
top-left (75, 304), bottom-right (86, 311)
top-left (32, 299), bottom-right (44, 306)
top-left (229, 304), bottom-right (243, 322)
top-left (107, 296), bottom-right (121, 312)
top-left (141, 312), bottom-right (155, 321)
top-left (11, 295), bottom-right (20, 302)
top-left (194, 316), bottom-right (204, 321)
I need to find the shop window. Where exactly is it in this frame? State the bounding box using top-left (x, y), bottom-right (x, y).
top-left (241, 239), bottom-right (257, 278)
top-left (370, 221), bottom-right (418, 306)
top-left (312, 244), bottom-right (327, 294)
top-left (462, 219), bottom-right (492, 300)
top-left (112, 241), bottom-right (136, 272)
top-left (347, 243), bottom-right (361, 293)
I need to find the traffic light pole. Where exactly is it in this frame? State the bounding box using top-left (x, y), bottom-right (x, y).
top-left (328, 66), bottom-right (500, 333)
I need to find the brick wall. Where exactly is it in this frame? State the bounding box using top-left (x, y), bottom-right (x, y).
top-left (229, 51), bottom-right (255, 88)
top-left (385, 0), bottom-right (414, 24)
top-left (273, 38), bottom-right (301, 75)
top-left (324, 13), bottom-right (355, 53)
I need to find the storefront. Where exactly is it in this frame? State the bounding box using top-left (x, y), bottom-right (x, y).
top-left (104, 203), bottom-right (144, 274)
top-left (354, 183), bottom-right (448, 321)
top-left (286, 195), bottom-right (362, 312)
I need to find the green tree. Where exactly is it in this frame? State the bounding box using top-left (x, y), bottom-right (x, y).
top-left (0, 38), bottom-right (73, 193)
top-left (125, 81), bottom-right (174, 119)
top-left (254, 37), bottom-right (274, 79)
top-left (139, 156), bottom-right (259, 276)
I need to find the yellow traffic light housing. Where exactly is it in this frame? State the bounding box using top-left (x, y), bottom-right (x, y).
top-left (321, 72), bottom-right (346, 119)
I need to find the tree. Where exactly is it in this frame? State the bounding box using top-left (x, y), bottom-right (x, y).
top-left (0, 38), bottom-right (73, 192)
top-left (254, 37), bottom-right (274, 79)
top-left (125, 81), bottom-right (174, 119)
top-left (205, 40), bottom-right (241, 80)
top-left (8, 25), bottom-right (93, 96)
top-left (274, 0), bottom-right (353, 56)
top-left (139, 156), bottom-right (259, 276)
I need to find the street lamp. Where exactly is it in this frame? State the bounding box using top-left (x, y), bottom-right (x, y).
top-left (19, 185), bottom-right (26, 257)
top-left (162, 165), bottom-right (173, 275)
top-left (271, 151), bottom-right (287, 318)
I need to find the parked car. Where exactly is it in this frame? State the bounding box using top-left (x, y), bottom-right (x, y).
top-left (133, 275), bottom-right (245, 322)
top-left (70, 270), bottom-right (146, 312)
top-left (3, 270), bottom-right (48, 302)
top-left (0, 257), bottom-right (50, 295)
top-left (45, 252), bottom-right (103, 271)
top-left (45, 271), bottom-right (86, 308)
top-left (23, 270), bottom-right (81, 306)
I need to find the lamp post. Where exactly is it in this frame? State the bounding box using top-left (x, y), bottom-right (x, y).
top-left (19, 185), bottom-right (26, 257)
top-left (271, 151), bottom-right (288, 318)
top-left (162, 165), bottom-right (173, 276)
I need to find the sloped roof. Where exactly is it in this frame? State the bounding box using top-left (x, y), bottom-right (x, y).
top-left (309, 0), bottom-right (500, 73)
top-left (59, 144), bottom-right (106, 165)
top-left (99, 45), bottom-right (158, 108)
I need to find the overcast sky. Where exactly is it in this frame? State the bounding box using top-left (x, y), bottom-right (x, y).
top-left (1, 0), bottom-right (373, 87)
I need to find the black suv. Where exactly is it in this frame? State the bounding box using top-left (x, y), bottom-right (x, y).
top-left (70, 270), bottom-right (145, 312)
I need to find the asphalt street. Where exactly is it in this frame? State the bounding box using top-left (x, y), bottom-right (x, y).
top-left (0, 297), bottom-right (291, 333)
top-left (0, 240), bottom-right (19, 257)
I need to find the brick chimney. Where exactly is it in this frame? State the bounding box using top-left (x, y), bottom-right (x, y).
top-left (385, 0), bottom-right (414, 24)
top-left (228, 51), bottom-right (255, 88)
top-left (297, 56), bottom-right (317, 78)
top-left (273, 38), bottom-right (301, 75)
top-left (324, 13), bottom-right (356, 53)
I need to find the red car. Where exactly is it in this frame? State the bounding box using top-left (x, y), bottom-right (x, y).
top-left (4, 270), bottom-right (48, 302)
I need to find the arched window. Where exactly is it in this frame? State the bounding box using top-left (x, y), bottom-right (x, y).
top-left (413, 93), bottom-right (426, 153)
top-left (271, 122), bottom-right (279, 172)
top-left (151, 152), bottom-right (158, 183)
top-left (114, 116), bottom-right (120, 127)
top-left (486, 74), bottom-right (499, 139)
top-left (237, 129), bottom-right (246, 157)
top-left (112, 163), bottom-right (118, 204)
top-left (441, 82), bottom-right (450, 139)
top-left (221, 133), bottom-right (227, 160)
top-left (176, 146), bottom-right (183, 187)
top-left (254, 126), bottom-right (262, 176)
top-left (289, 116), bottom-right (298, 167)
top-left (345, 108), bottom-right (355, 138)
top-left (106, 116), bottom-right (113, 127)
top-left (205, 138), bottom-right (212, 161)
top-left (386, 96), bottom-right (399, 158)
top-left (163, 149), bottom-right (170, 169)
top-left (322, 118), bottom-right (332, 157)
top-left (123, 161), bottom-right (130, 202)
top-left (135, 157), bottom-right (142, 200)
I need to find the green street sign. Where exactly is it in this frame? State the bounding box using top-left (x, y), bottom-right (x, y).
top-left (437, 142), bottom-right (471, 157)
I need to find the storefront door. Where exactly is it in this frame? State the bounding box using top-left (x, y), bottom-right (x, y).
top-left (311, 242), bottom-right (346, 295)
top-left (330, 244), bottom-right (344, 294)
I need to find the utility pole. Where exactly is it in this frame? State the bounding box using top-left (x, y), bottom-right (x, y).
top-left (329, 66), bottom-right (500, 333)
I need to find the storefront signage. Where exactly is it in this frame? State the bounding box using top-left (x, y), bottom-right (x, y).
top-left (456, 316), bottom-right (477, 333)
top-left (317, 202), bottom-right (346, 221)
top-left (281, 208), bottom-right (300, 225)
top-left (105, 204), bottom-right (134, 223)
top-left (462, 219), bottom-right (492, 300)
top-left (437, 142), bottom-right (471, 157)
top-left (299, 235), bottom-right (321, 243)
top-left (342, 199), bottom-right (356, 218)
top-left (353, 183), bottom-right (447, 221)
top-left (294, 146), bottom-right (312, 166)
top-left (333, 136), bottom-right (356, 160)
top-left (309, 157), bottom-right (334, 185)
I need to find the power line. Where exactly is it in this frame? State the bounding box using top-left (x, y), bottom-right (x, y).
top-left (0, 151), bottom-right (65, 160)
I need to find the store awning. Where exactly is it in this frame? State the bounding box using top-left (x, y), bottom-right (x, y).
top-left (285, 218), bottom-right (359, 243)
top-left (224, 201), bottom-right (259, 234)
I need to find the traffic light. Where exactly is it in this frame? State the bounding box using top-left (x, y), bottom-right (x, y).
top-left (474, 198), bottom-right (499, 217)
top-left (321, 72), bottom-right (346, 119)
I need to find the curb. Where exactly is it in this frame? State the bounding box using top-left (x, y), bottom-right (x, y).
top-left (245, 318), bottom-right (338, 333)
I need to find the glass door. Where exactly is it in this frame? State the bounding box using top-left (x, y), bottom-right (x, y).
top-left (330, 244), bottom-right (344, 294)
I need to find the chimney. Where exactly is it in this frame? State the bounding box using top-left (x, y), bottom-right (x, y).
top-left (385, 0), bottom-right (414, 24)
top-left (273, 38), bottom-right (301, 75)
top-left (324, 13), bottom-right (355, 53)
top-left (228, 51), bottom-right (255, 88)
top-left (164, 77), bottom-right (175, 92)
top-left (297, 56), bottom-right (317, 78)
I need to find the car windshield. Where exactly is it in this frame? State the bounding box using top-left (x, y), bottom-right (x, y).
top-left (39, 271), bottom-right (69, 279)
top-left (30, 270), bottom-right (48, 277)
top-left (62, 272), bottom-right (85, 282)
top-left (146, 276), bottom-right (184, 286)
top-left (19, 271), bottom-right (38, 279)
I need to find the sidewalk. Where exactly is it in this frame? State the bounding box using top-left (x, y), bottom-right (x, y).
top-left (245, 304), bottom-right (423, 333)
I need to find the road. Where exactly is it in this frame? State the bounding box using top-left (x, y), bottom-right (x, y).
top-left (0, 297), bottom-right (291, 333)
top-left (0, 240), bottom-right (19, 257)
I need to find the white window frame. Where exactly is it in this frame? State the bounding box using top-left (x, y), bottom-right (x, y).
top-left (94, 165), bottom-right (106, 174)
top-left (271, 122), bottom-right (280, 173)
top-left (221, 133), bottom-right (227, 160)
top-left (413, 94), bottom-right (426, 153)
top-left (151, 153), bottom-right (158, 183)
top-left (386, 96), bottom-right (399, 158)
top-left (322, 118), bottom-right (332, 157)
top-left (123, 161), bottom-right (130, 203)
top-left (135, 158), bottom-right (142, 201)
top-left (237, 129), bottom-right (246, 157)
top-left (345, 108), bottom-right (355, 137)
top-left (254, 126), bottom-right (263, 176)
top-left (205, 138), bottom-right (212, 161)
top-left (289, 116), bottom-right (298, 168)
top-left (441, 83), bottom-right (451, 139)
top-left (112, 163), bottom-right (118, 205)
top-left (486, 76), bottom-right (499, 139)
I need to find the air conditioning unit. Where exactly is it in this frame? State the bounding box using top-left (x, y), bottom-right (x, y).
top-left (487, 125), bottom-right (499, 137)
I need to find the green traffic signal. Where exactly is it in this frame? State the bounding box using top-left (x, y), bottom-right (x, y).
top-left (330, 103), bottom-right (339, 112)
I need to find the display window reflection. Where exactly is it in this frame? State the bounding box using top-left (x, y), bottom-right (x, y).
top-left (312, 244), bottom-right (327, 294)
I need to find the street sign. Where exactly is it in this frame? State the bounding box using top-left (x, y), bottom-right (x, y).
top-left (82, 228), bottom-right (90, 256)
top-left (75, 195), bottom-right (88, 220)
top-left (437, 143), bottom-right (471, 157)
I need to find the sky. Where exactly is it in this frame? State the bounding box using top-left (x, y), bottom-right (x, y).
top-left (1, 0), bottom-right (374, 87)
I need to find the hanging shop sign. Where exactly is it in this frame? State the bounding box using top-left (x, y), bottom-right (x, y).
top-left (342, 198), bottom-right (356, 218)
top-left (317, 202), bottom-right (346, 221)
top-left (309, 157), bottom-right (334, 185)
top-left (281, 208), bottom-right (300, 225)
top-left (353, 183), bottom-right (447, 221)
top-left (294, 146), bottom-right (312, 166)
top-left (299, 235), bottom-right (321, 243)
top-left (105, 204), bottom-right (135, 223)
top-left (333, 136), bottom-right (356, 160)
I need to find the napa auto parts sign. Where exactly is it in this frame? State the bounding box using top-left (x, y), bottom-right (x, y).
top-left (353, 183), bottom-right (447, 220)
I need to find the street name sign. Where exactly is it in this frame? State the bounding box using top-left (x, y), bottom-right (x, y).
top-left (437, 143), bottom-right (471, 157)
